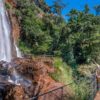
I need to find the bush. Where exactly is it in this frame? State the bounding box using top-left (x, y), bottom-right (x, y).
top-left (51, 57), bottom-right (96, 100)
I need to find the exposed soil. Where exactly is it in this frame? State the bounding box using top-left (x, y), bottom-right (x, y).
top-left (0, 57), bottom-right (73, 100)
top-left (94, 91), bottom-right (100, 100)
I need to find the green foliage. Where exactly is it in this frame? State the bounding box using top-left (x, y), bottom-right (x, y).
top-left (51, 57), bottom-right (94, 100)
top-left (5, 2), bottom-right (12, 9)
top-left (19, 41), bottom-right (32, 54)
top-left (73, 79), bottom-right (93, 100)
top-left (64, 8), bottom-right (100, 64)
top-left (94, 5), bottom-right (100, 15)
top-left (16, 0), bottom-right (52, 54)
top-left (15, 0), bottom-right (100, 65)
top-left (51, 57), bottom-right (73, 83)
top-left (11, 1), bottom-right (100, 99)
top-left (51, 0), bottom-right (66, 15)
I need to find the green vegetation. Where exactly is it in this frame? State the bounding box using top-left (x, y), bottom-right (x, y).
top-left (51, 57), bottom-right (95, 99)
top-left (51, 57), bottom-right (73, 83)
top-left (5, 2), bottom-right (12, 9)
top-left (15, 0), bottom-right (100, 66)
top-left (12, 0), bottom-right (100, 99)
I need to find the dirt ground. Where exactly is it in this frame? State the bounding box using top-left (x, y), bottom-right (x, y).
top-left (94, 91), bottom-right (100, 100)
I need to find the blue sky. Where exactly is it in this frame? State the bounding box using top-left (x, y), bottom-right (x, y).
top-left (45, 0), bottom-right (100, 19)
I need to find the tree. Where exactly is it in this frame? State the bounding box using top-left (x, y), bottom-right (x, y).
top-left (94, 5), bottom-right (100, 15)
top-left (84, 4), bottom-right (90, 14)
top-left (15, 0), bottom-right (100, 65)
top-left (51, 0), bottom-right (66, 15)
top-left (66, 7), bottom-right (100, 64)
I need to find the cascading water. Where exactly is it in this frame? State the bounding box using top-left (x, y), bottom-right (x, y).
top-left (14, 42), bottom-right (22, 58)
top-left (0, 0), bottom-right (27, 86)
top-left (0, 0), bottom-right (12, 62)
top-left (0, 0), bottom-right (21, 62)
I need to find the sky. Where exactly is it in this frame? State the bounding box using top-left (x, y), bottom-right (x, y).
top-left (45, 0), bottom-right (100, 19)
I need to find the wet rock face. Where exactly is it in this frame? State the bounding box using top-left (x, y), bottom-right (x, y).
top-left (4, 0), bottom-right (20, 59)
top-left (13, 58), bottom-right (55, 79)
top-left (0, 82), bottom-right (14, 100)
top-left (5, 0), bottom-right (16, 7)
top-left (5, 0), bottom-right (19, 42)
top-left (0, 58), bottom-right (72, 100)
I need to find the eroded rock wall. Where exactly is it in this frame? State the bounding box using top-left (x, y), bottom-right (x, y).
top-left (0, 58), bottom-right (73, 100)
top-left (6, 0), bottom-right (20, 42)
top-left (5, 0), bottom-right (20, 58)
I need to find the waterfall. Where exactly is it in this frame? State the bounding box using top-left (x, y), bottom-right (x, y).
top-left (0, 0), bottom-right (21, 62)
top-left (0, 0), bottom-right (12, 62)
top-left (0, 0), bottom-right (31, 88)
top-left (14, 42), bottom-right (22, 58)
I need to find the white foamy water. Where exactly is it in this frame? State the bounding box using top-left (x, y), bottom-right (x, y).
top-left (0, 0), bottom-right (12, 62)
top-left (0, 0), bottom-right (21, 62)
top-left (14, 42), bottom-right (22, 58)
top-left (0, 0), bottom-right (28, 86)
top-left (8, 68), bottom-right (32, 87)
top-left (15, 45), bottom-right (22, 57)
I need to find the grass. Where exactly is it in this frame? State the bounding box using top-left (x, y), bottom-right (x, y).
top-left (51, 57), bottom-right (95, 100)
top-left (51, 57), bottom-right (73, 84)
